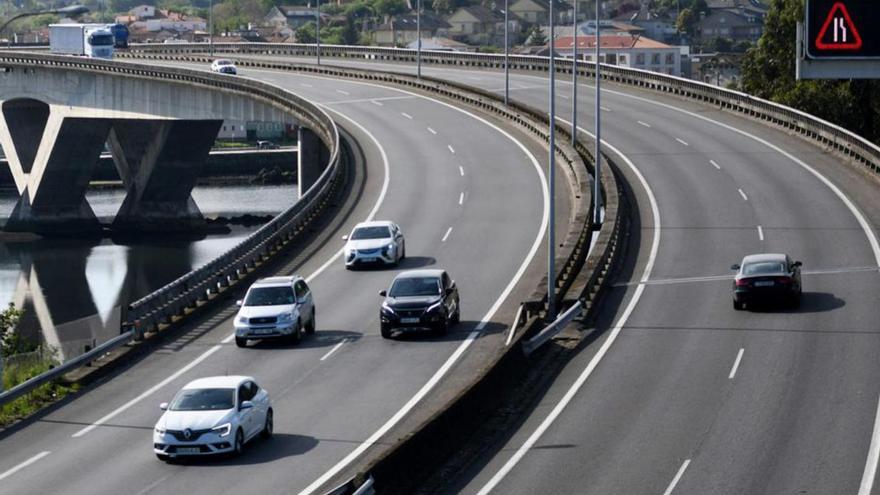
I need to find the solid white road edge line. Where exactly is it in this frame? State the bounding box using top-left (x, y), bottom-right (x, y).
top-left (738, 188), bottom-right (748, 201)
top-left (289, 72), bottom-right (550, 495)
top-left (0, 451), bottom-right (51, 482)
top-left (476, 122), bottom-right (660, 494)
top-left (70, 104), bottom-right (394, 439)
top-left (757, 225), bottom-right (764, 241)
top-left (663, 459), bottom-right (692, 495)
top-left (320, 339), bottom-right (348, 361)
top-left (442, 227), bottom-right (453, 242)
top-left (728, 348), bottom-right (745, 379)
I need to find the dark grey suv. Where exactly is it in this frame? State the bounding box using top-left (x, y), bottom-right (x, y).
top-left (379, 269), bottom-right (460, 338)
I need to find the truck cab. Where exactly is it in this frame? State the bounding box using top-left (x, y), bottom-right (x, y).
top-left (85, 27), bottom-right (114, 59)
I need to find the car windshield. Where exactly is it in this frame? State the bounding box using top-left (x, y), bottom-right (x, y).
top-left (169, 388), bottom-right (234, 411)
top-left (389, 277), bottom-right (441, 297)
top-left (351, 226), bottom-right (391, 240)
top-left (89, 34), bottom-right (114, 46)
top-left (244, 286), bottom-right (295, 306)
top-left (743, 261), bottom-right (786, 275)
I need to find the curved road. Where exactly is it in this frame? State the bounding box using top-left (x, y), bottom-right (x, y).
top-left (240, 55), bottom-right (880, 493)
top-left (0, 64), bottom-right (553, 494)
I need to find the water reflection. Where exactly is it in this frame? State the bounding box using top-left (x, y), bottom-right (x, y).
top-left (0, 185), bottom-right (295, 361)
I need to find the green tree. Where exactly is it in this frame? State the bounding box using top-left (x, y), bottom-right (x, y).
top-left (740, 0), bottom-right (880, 144)
top-left (707, 36), bottom-right (732, 52)
top-left (526, 25), bottom-right (546, 46)
top-left (296, 22), bottom-right (316, 43)
top-left (431, 0), bottom-right (452, 14)
top-left (0, 304), bottom-right (27, 358)
top-left (675, 7), bottom-right (696, 36)
top-left (370, 0), bottom-right (408, 18)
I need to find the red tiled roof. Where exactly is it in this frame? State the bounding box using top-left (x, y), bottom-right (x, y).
top-left (552, 34), bottom-right (670, 49)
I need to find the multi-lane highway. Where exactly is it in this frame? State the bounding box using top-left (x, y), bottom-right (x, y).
top-left (1, 52), bottom-right (879, 495)
top-left (0, 63), bottom-right (554, 494)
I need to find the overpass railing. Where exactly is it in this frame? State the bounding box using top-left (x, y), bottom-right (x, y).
top-left (0, 52), bottom-right (341, 408)
top-left (125, 42), bottom-right (880, 176)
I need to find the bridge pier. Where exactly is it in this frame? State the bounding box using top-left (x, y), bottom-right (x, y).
top-left (298, 127), bottom-right (329, 197)
top-left (110, 119), bottom-right (222, 232)
top-left (2, 114), bottom-right (111, 234)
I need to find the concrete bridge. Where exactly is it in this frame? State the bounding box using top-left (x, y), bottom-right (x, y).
top-left (0, 56), bottom-right (322, 234)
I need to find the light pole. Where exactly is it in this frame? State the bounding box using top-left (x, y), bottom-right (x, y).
top-left (416, 0), bottom-right (421, 78)
top-left (548, 0), bottom-right (556, 321)
top-left (504, 0), bottom-right (509, 105)
top-left (571, 0), bottom-right (577, 145)
top-left (316, 0), bottom-right (321, 65)
top-left (208, 0), bottom-right (213, 55)
top-left (593, 0), bottom-right (602, 227)
top-left (1, 4), bottom-right (88, 47)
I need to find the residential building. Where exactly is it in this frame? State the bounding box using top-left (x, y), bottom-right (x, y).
top-left (374, 14), bottom-right (450, 47)
top-left (611, 8), bottom-right (677, 44)
top-left (509, 0), bottom-right (569, 26)
top-left (446, 5), bottom-right (518, 46)
top-left (696, 9), bottom-right (762, 44)
top-left (264, 6), bottom-right (330, 31)
top-left (552, 34), bottom-right (682, 76)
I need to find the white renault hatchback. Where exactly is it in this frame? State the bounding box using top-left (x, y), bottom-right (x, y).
top-left (153, 376), bottom-right (272, 461)
top-left (342, 220), bottom-right (405, 269)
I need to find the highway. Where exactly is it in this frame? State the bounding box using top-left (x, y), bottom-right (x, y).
top-left (0, 64), bottom-right (554, 494)
top-left (235, 56), bottom-right (880, 493)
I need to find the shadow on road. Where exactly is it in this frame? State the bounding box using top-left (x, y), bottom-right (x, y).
top-left (242, 329), bottom-right (363, 350)
top-left (746, 291), bottom-right (845, 314)
top-left (347, 256), bottom-right (436, 271)
top-left (170, 433), bottom-right (319, 466)
top-left (386, 321), bottom-right (505, 343)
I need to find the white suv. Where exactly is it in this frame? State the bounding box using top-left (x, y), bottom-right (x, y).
top-left (343, 221), bottom-right (406, 269)
top-left (233, 276), bottom-right (315, 347)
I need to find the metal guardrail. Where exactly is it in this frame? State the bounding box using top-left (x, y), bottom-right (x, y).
top-left (0, 52), bottom-right (341, 405)
top-left (0, 331), bottom-right (133, 407)
top-left (125, 42), bottom-right (880, 176)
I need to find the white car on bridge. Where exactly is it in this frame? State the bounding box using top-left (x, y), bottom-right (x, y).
top-left (342, 220), bottom-right (406, 269)
top-left (153, 376), bottom-right (272, 461)
top-left (210, 59), bottom-right (237, 75)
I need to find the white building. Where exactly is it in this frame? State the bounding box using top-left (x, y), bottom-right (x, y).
top-left (552, 34), bottom-right (682, 76)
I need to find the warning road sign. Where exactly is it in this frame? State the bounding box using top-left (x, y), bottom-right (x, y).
top-left (807, 0), bottom-right (880, 59)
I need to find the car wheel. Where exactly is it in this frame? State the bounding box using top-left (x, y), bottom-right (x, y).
top-left (401, 244), bottom-right (406, 260)
top-left (436, 316), bottom-right (449, 336)
top-left (733, 299), bottom-right (744, 310)
top-left (305, 310), bottom-right (316, 335)
top-left (289, 320), bottom-right (302, 344)
top-left (261, 409), bottom-right (274, 439)
top-left (381, 325), bottom-right (392, 339)
top-left (451, 305), bottom-right (461, 325)
top-left (233, 428), bottom-right (244, 457)
top-left (235, 337), bottom-right (247, 347)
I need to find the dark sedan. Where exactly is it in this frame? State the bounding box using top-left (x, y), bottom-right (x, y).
top-left (379, 269), bottom-right (460, 338)
top-left (731, 253), bottom-right (802, 310)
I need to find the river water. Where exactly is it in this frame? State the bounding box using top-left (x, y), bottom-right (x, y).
top-left (0, 185), bottom-right (296, 362)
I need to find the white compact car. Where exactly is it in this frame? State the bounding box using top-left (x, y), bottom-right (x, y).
top-left (153, 376), bottom-right (272, 461)
top-left (210, 58), bottom-right (237, 74)
top-left (343, 221), bottom-right (405, 269)
top-left (234, 276), bottom-right (316, 347)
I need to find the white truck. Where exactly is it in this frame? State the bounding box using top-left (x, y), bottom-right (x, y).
top-left (49, 24), bottom-right (114, 59)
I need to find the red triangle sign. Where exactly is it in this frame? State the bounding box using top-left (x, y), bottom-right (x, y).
top-left (815, 2), bottom-right (863, 50)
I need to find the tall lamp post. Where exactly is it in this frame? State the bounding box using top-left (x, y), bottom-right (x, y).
top-left (571, 0), bottom-right (577, 145)
top-left (547, 0), bottom-right (556, 321)
top-left (316, 0), bottom-right (321, 65)
top-left (1, 4), bottom-right (88, 47)
top-left (593, 0), bottom-right (602, 226)
top-left (504, 0), bottom-right (509, 104)
top-left (416, 0), bottom-right (421, 78)
top-left (208, 0), bottom-right (213, 55)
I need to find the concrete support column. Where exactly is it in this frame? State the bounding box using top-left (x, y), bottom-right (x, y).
top-left (3, 115), bottom-right (111, 234)
top-left (297, 126), bottom-right (329, 198)
top-left (110, 119), bottom-right (222, 232)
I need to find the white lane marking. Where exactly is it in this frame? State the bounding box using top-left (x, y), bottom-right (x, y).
top-left (710, 159), bottom-right (721, 170)
top-left (728, 348), bottom-right (745, 379)
top-left (442, 227), bottom-right (453, 242)
top-left (132, 474), bottom-right (173, 495)
top-left (757, 225), bottom-right (764, 241)
top-left (459, 192), bottom-right (465, 205)
top-left (295, 73), bottom-right (550, 495)
top-left (478, 118), bottom-right (660, 494)
top-left (0, 451), bottom-right (51, 482)
top-left (559, 94), bottom-right (569, 99)
top-left (738, 188), bottom-right (748, 201)
top-left (427, 126), bottom-right (437, 135)
top-left (401, 112), bottom-right (413, 120)
top-left (448, 144), bottom-right (456, 154)
top-left (371, 100), bottom-right (383, 106)
top-left (320, 339), bottom-right (348, 361)
top-left (300, 83), bottom-right (313, 87)
top-left (71, 105), bottom-right (393, 439)
top-left (325, 95), bottom-right (414, 106)
top-left (72, 346), bottom-right (223, 437)
top-left (335, 89), bottom-right (350, 95)
top-left (676, 138), bottom-right (689, 146)
top-left (459, 166), bottom-right (465, 176)
top-left (637, 120), bottom-right (651, 128)
top-left (663, 459), bottom-right (692, 495)
top-left (601, 106), bottom-right (611, 112)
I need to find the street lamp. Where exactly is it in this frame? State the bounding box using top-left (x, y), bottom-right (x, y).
top-left (416, 0), bottom-right (421, 79)
top-left (548, 0), bottom-right (557, 321)
top-left (208, 0), bottom-right (213, 56)
top-left (593, 0), bottom-right (602, 227)
top-left (316, 0), bottom-right (321, 65)
top-left (1, 4), bottom-right (89, 47)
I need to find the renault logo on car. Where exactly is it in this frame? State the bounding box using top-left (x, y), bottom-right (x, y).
top-left (183, 428), bottom-right (192, 440)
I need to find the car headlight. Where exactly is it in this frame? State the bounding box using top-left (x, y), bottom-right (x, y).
top-left (212, 423), bottom-right (232, 437)
top-left (155, 427), bottom-right (166, 435)
top-left (426, 301), bottom-right (443, 313)
top-left (381, 302), bottom-right (396, 315)
top-left (278, 313), bottom-right (294, 323)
